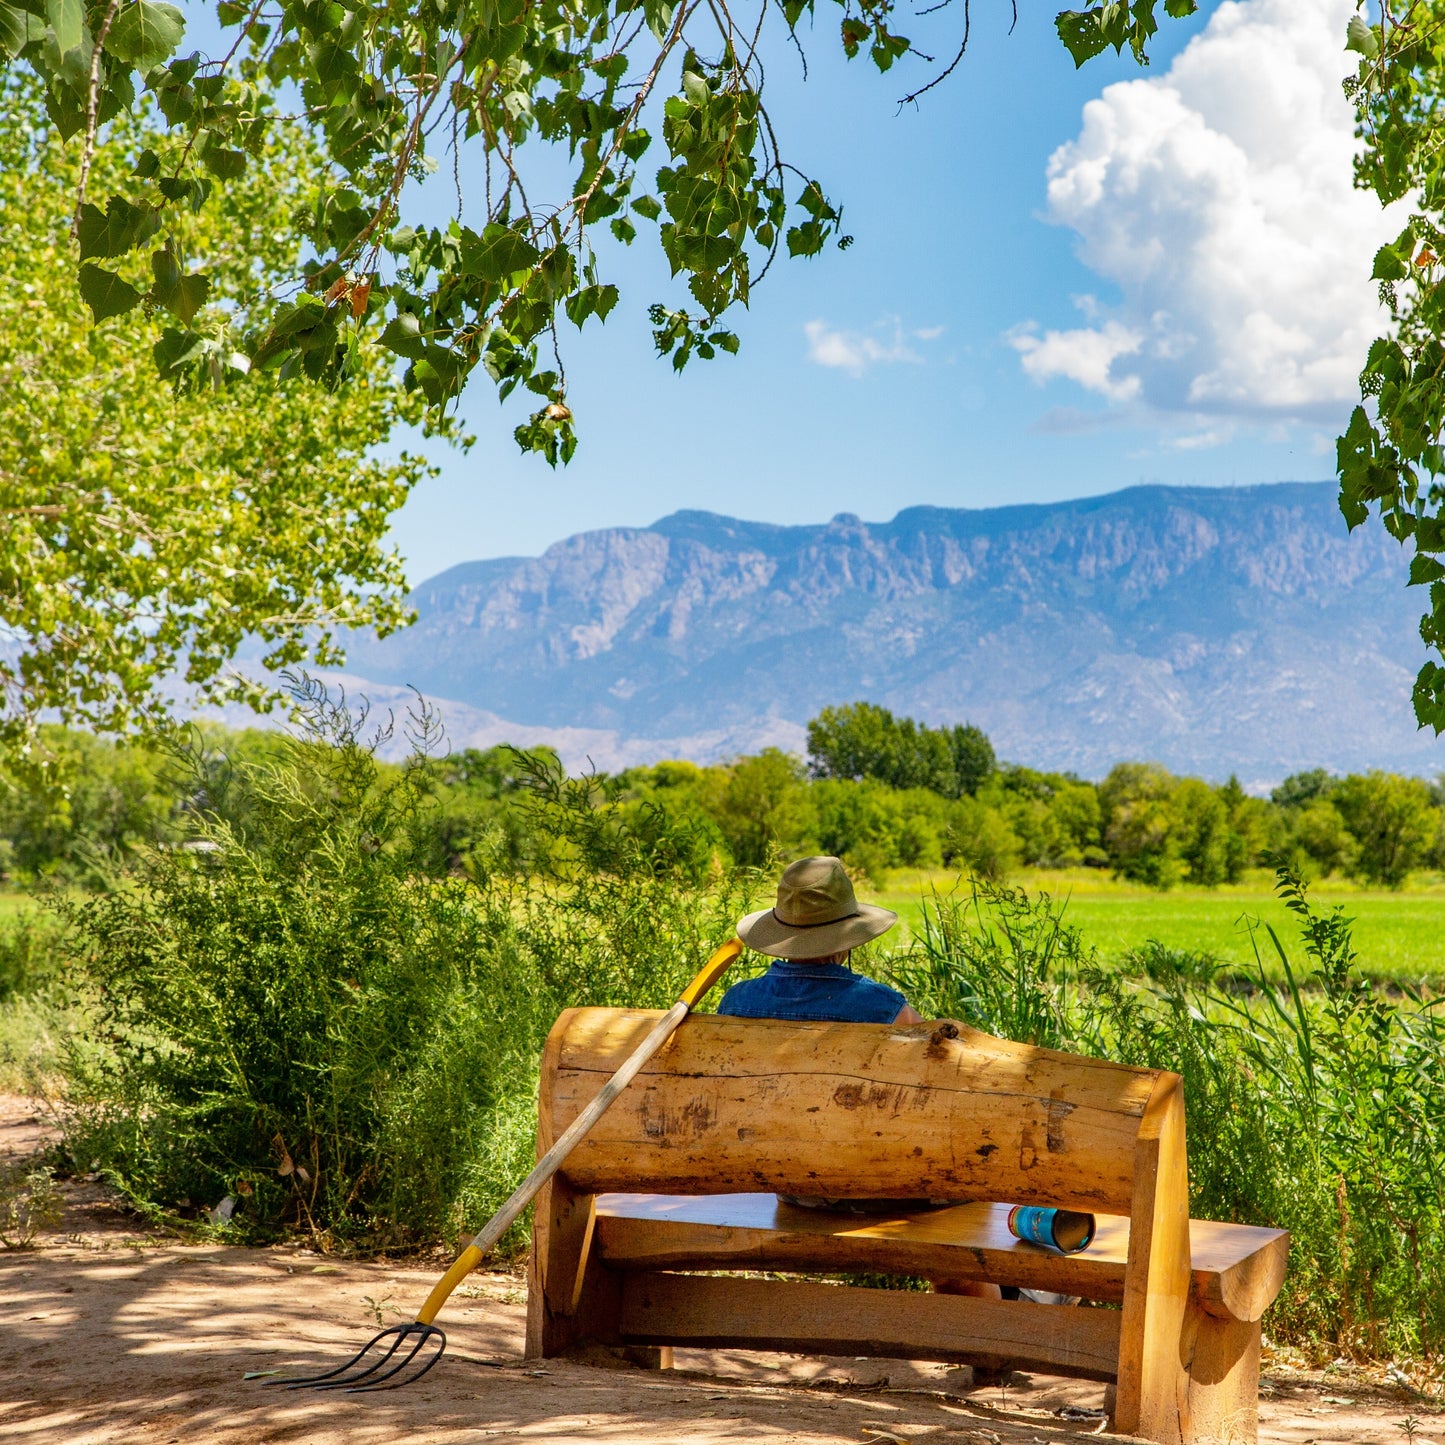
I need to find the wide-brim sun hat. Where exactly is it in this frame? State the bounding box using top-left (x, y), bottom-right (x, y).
top-left (737, 855), bottom-right (897, 960)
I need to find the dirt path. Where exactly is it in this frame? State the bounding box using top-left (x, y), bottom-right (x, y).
top-left (1, 1096), bottom-right (1440, 1445)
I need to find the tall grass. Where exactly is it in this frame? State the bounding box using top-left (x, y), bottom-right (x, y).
top-left (888, 872), bottom-right (1445, 1361)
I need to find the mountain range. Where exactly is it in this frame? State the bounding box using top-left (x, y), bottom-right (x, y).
top-left (334, 481), bottom-right (1445, 785)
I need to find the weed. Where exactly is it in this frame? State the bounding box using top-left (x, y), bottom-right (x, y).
top-left (0, 1161), bottom-right (62, 1247)
top-left (361, 1292), bottom-right (400, 1325)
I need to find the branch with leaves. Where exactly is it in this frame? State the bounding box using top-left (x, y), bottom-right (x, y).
top-left (0, 0), bottom-right (1195, 466)
top-left (1340, 0), bottom-right (1445, 731)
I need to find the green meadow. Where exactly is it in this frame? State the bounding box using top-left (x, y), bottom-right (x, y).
top-left (875, 868), bottom-right (1445, 983)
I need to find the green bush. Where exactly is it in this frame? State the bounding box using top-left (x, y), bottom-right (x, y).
top-left (58, 680), bottom-right (755, 1251)
top-left (887, 868), bottom-right (1445, 1360)
top-left (0, 908), bottom-right (67, 1003)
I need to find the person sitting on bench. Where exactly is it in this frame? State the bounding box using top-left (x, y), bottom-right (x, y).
top-left (714, 854), bottom-right (1003, 1306)
top-left (715, 854), bottom-right (921, 1028)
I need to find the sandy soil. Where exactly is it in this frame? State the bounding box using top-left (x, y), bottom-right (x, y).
top-left (1, 1095), bottom-right (1441, 1445)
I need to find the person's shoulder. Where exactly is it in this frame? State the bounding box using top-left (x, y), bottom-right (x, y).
top-left (714, 975), bottom-right (769, 1017)
top-left (849, 973), bottom-right (905, 1005)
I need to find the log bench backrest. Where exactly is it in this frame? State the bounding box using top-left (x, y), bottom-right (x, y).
top-left (540, 1008), bottom-right (1175, 1215)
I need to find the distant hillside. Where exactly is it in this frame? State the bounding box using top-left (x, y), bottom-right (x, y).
top-left (339, 482), bottom-right (1445, 784)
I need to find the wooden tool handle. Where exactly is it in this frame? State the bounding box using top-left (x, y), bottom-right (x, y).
top-left (414, 937), bottom-right (743, 1325)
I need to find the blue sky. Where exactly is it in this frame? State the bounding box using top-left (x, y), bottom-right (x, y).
top-left (368, 0), bottom-right (1386, 582)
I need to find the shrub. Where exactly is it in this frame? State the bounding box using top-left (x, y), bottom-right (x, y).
top-left (0, 1162), bottom-right (62, 1248)
top-left (58, 679), bottom-right (755, 1251)
top-left (0, 908), bottom-right (67, 1003)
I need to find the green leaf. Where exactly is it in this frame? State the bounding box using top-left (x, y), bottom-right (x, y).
top-left (1409, 555), bottom-right (1445, 586)
top-left (409, 345), bottom-right (466, 405)
top-left (153, 325), bottom-right (209, 374)
top-left (270, 294), bottom-right (327, 339)
top-left (564, 284), bottom-right (619, 329)
top-left (1372, 242), bottom-right (1409, 281)
top-left (1055, 8), bottom-right (1109, 67)
top-left (681, 71), bottom-right (708, 108)
top-left (461, 223), bottom-right (540, 284)
top-left (78, 262), bottom-right (144, 321)
top-left (202, 146), bottom-right (247, 180)
top-left (379, 312), bottom-right (427, 360)
top-left (105, 0), bottom-right (184, 69)
top-left (1345, 14), bottom-right (1378, 59)
top-left (44, 0), bottom-right (81, 54)
top-left (1163, 0), bottom-right (1195, 16)
top-left (149, 249), bottom-right (210, 323)
top-left (77, 197), bottom-right (161, 260)
top-left (631, 194), bottom-right (662, 222)
top-left (0, 2), bottom-right (39, 57)
top-left (157, 175), bottom-right (211, 211)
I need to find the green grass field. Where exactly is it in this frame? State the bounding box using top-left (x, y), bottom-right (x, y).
top-left (0, 891), bottom-right (35, 920)
top-left (872, 868), bottom-right (1445, 984)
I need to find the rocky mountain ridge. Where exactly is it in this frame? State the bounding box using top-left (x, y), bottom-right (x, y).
top-left (339, 482), bottom-right (1445, 783)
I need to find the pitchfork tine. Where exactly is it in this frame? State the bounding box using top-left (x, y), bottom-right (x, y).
top-left (343, 1328), bottom-right (446, 1392)
top-left (266, 1321), bottom-right (445, 1391)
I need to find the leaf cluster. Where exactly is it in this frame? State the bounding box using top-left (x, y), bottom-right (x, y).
top-left (0, 0), bottom-right (1195, 461)
top-left (1340, 1), bottom-right (1445, 731)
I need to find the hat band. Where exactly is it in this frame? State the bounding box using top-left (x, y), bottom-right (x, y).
top-left (771, 906), bottom-right (861, 929)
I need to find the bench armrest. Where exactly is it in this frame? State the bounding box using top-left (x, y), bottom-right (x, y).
top-left (1191, 1225), bottom-right (1290, 1322)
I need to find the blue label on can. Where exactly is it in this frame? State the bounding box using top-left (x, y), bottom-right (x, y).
top-left (1009, 1206), bottom-right (1058, 1248)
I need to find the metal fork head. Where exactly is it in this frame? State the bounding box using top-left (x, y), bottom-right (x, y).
top-left (264, 1322), bottom-right (447, 1393)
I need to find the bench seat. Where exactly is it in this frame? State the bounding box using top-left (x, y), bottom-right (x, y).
top-left (595, 1192), bottom-right (1289, 1324)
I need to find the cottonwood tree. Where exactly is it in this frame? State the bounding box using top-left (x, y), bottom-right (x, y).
top-left (0, 0), bottom-right (1198, 471)
top-left (0, 74), bottom-right (459, 740)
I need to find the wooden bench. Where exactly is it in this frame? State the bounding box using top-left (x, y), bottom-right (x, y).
top-left (526, 1009), bottom-right (1288, 1445)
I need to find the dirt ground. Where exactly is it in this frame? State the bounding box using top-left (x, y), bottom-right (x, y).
top-left (1, 1096), bottom-right (1441, 1445)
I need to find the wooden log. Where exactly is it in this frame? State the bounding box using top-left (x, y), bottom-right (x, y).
top-left (617, 1272), bottom-right (1124, 1380)
top-left (1180, 1304), bottom-right (1262, 1445)
top-left (527, 1024), bottom-right (611, 1358)
top-left (599, 1194), bottom-right (1131, 1299)
top-left (548, 1009), bottom-right (1160, 1211)
top-left (1115, 1074), bottom-right (1193, 1445)
top-left (1191, 1227), bottom-right (1290, 1323)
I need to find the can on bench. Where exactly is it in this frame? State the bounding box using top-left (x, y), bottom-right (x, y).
top-left (1007, 1205), bottom-right (1096, 1254)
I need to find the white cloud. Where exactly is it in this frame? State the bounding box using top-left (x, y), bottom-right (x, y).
top-left (804, 318), bottom-right (940, 375)
top-left (1015, 0), bottom-right (1405, 430)
top-left (1012, 317), bottom-right (1144, 401)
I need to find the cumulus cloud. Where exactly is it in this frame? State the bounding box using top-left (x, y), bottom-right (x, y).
top-left (804, 318), bottom-right (940, 375)
top-left (1014, 0), bottom-right (1405, 429)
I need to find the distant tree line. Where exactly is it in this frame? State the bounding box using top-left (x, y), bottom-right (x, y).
top-left (2, 705), bottom-right (1444, 891)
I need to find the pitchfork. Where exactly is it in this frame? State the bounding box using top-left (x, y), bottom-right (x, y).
top-left (264, 939), bottom-right (742, 1393)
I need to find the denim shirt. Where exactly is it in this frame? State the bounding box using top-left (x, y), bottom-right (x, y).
top-left (715, 959), bottom-right (906, 1024)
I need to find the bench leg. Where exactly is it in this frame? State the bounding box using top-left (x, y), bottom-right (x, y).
top-left (526, 1176), bottom-right (621, 1358)
top-left (1114, 1301), bottom-right (1261, 1445)
top-left (1178, 1305), bottom-right (1261, 1445)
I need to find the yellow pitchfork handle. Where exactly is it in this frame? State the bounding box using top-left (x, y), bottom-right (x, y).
top-left (413, 937), bottom-right (744, 1326)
